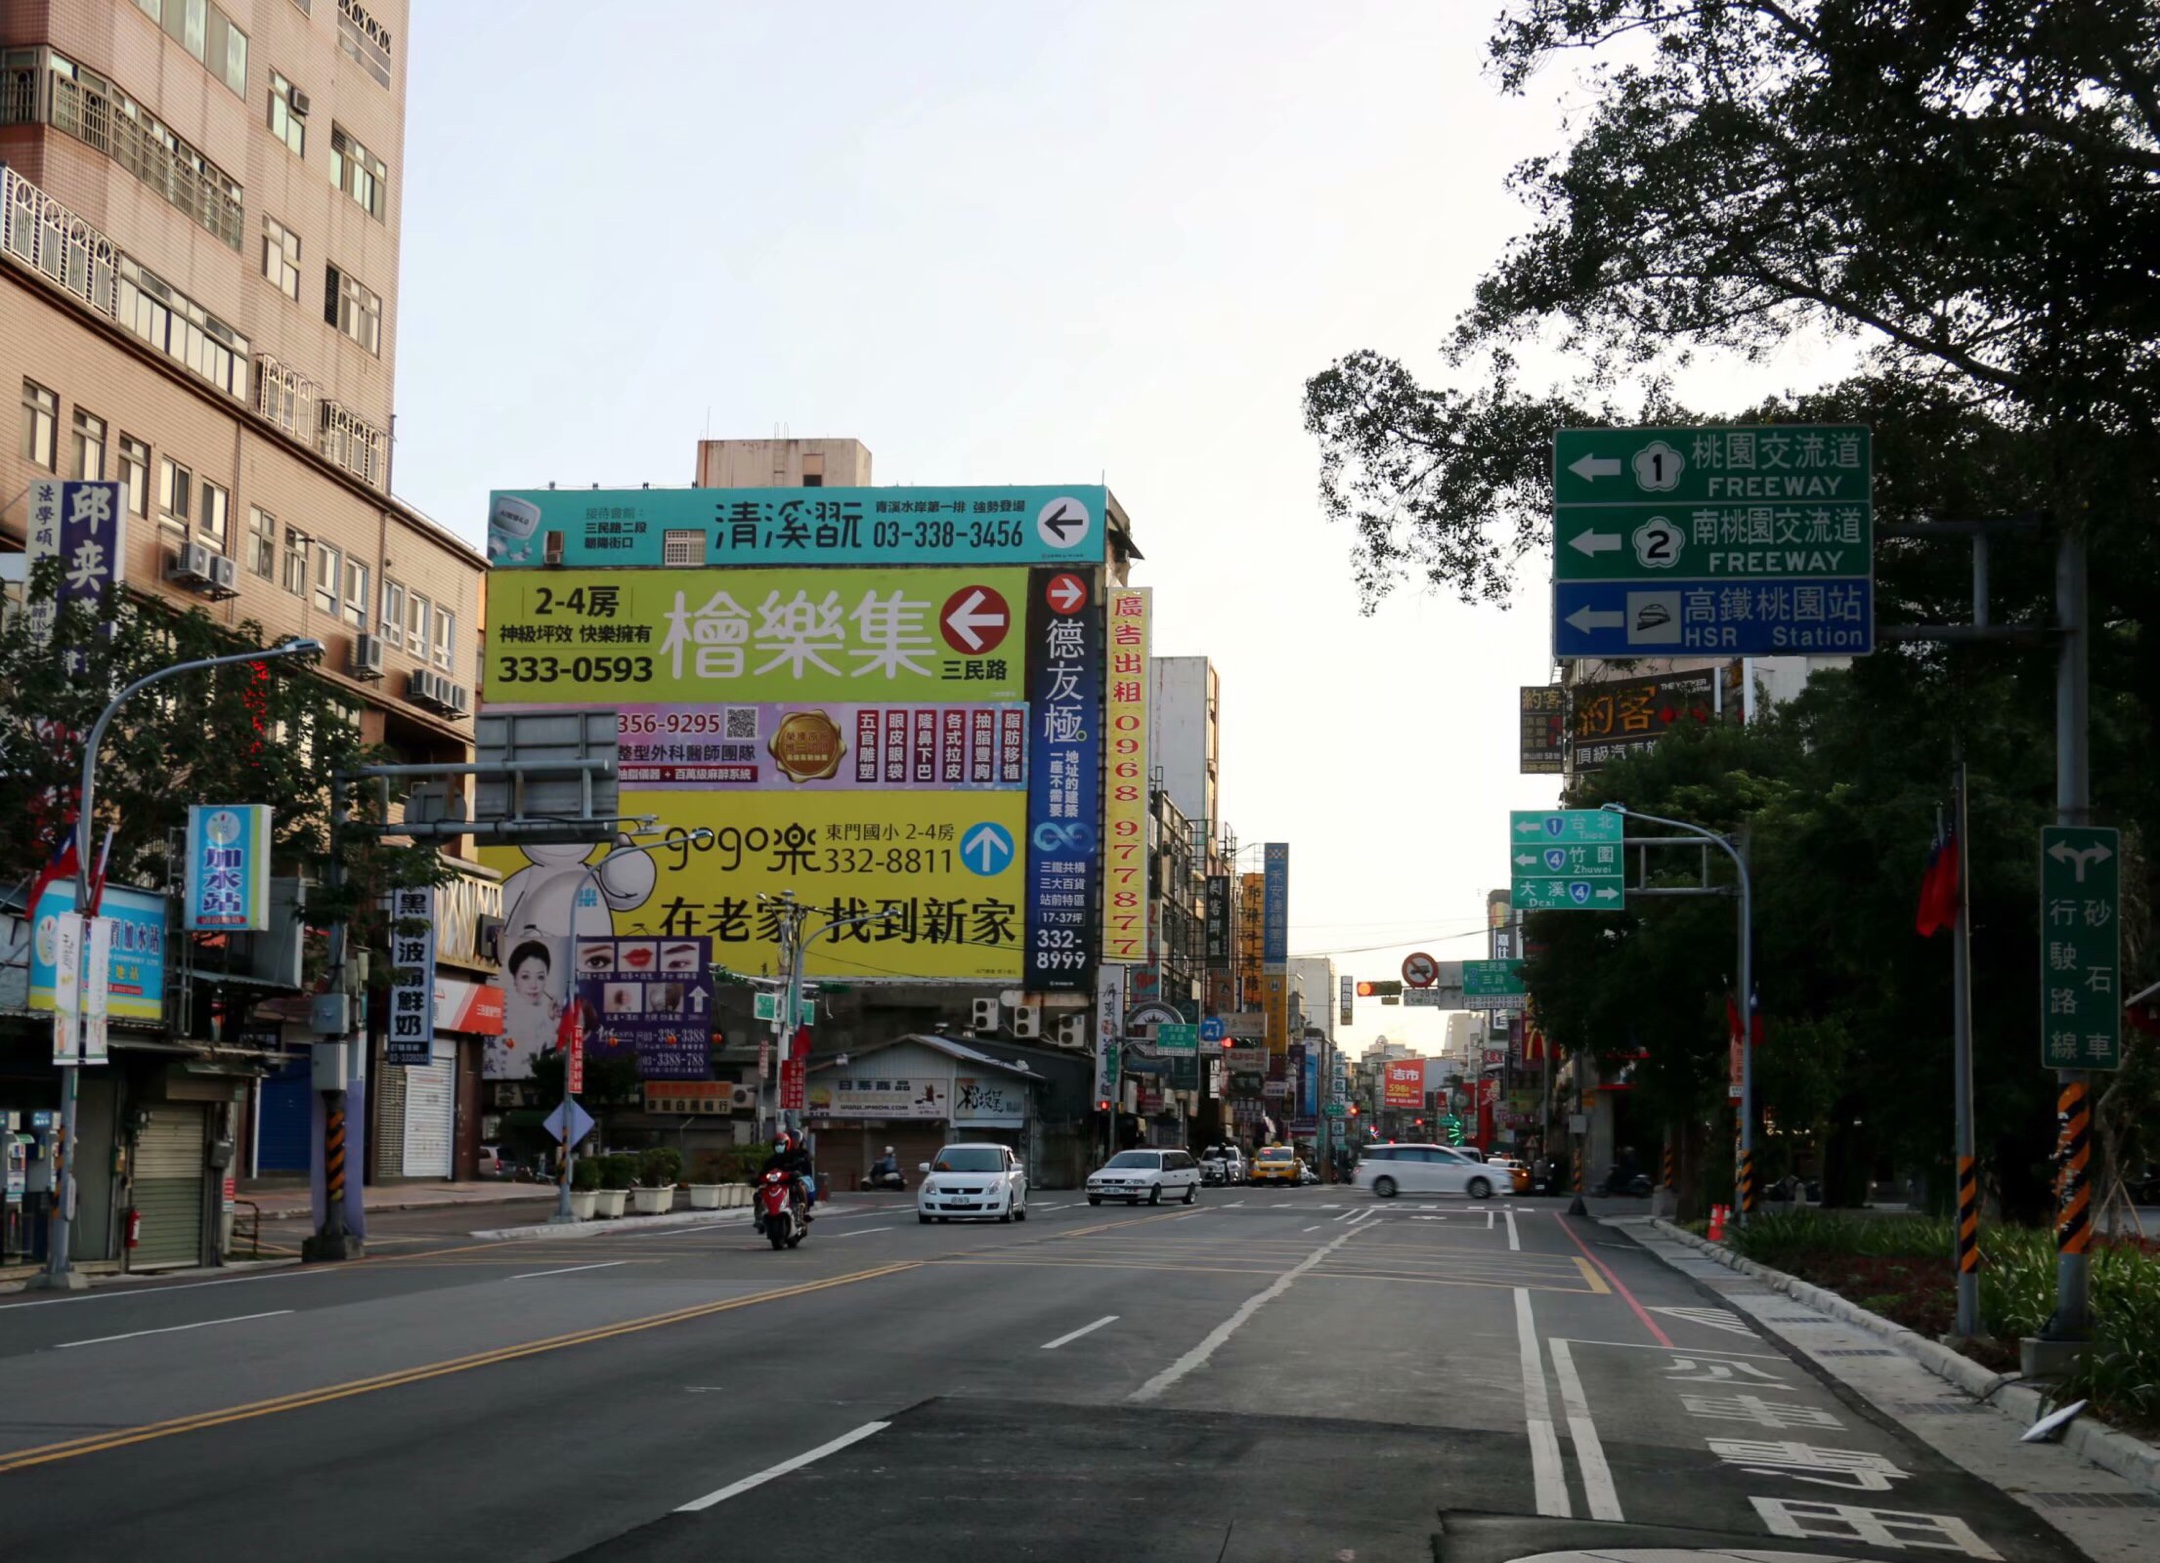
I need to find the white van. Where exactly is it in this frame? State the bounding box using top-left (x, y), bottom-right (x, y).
top-left (1354, 1143), bottom-right (1498, 1200)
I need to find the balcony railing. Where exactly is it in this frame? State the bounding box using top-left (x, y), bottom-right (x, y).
top-left (2, 164), bottom-right (119, 317)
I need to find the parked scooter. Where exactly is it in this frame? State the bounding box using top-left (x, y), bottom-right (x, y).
top-left (758, 1169), bottom-right (807, 1250)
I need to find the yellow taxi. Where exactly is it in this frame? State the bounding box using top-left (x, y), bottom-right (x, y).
top-left (1248, 1145), bottom-right (1300, 1184)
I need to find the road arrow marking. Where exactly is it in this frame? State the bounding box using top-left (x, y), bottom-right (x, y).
top-left (1565, 606), bottom-right (1626, 634)
top-left (1568, 453), bottom-right (1622, 481)
top-left (1568, 529), bottom-right (1621, 557)
top-left (943, 589), bottom-right (1008, 652)
top-left (2048, 840), bottom-right (2114, 883)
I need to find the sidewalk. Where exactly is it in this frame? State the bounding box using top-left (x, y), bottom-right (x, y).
top-left (1616, 1215), bottom-right (2160, 1563)
top-left (239, 1180), bottom-right (561, 1220)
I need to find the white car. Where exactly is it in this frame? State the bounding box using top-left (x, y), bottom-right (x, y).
top-left (1355, 1142), bottom-right (1499, 1200)
top-left (917, 1143), bottom-right (1028, 1223)
top-left (1087, 1149), bottom-right (1201, 1206)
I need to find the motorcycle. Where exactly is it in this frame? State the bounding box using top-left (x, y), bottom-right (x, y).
top-left (758, 1169), bottom-right (807, 1250)
top-left (860, 1166), bottom-right (906, 1192)
top-left (1200, 1159), bottom-right (1230, 1187)
top-left (1602, 1169), bottom-right (1653, 1198)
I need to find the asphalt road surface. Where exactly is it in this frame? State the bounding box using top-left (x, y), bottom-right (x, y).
top-left (0, 1188), bottom-right (2089, 1562)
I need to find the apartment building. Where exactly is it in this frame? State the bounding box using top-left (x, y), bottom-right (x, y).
top-left (1, 2), bottom-right (494, 1267)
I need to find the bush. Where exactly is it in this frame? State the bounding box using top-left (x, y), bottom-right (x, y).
top-left (598, 1153), bottom-right (638, 1191)
top-left (639, 1147), bottom-right (684, 1187)
top-left (572, 1157), bottom-right (601, 1192)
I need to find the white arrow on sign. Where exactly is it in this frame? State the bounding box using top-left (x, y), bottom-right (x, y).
top-left (1568, 528), bottom-right (1621, 556)
top-left (943, 590), bottom-right (1008, 652)
top-left (1047, 576), bottom-right (1086, 612)
top-left (1568, 453), bottom-right (1622, 481)
top-left (1565, 605), bottom-right (1626, 634)
top-left (1594, 887), bottom-right (1621, 902)
top-left (1514, 821), bottom-right (1545, 837)
top-left (2048, 839), bottom-right (2114, 883)
top-left (1512, 853), bottom-right (1539, 867)
top-left (962, 823), bottom-right (1012, 874)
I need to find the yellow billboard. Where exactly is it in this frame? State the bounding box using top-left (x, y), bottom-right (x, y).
top-left (483, 566), bottom-right (1029, 706)
top-left (482, 789), bottom-right (1027, 983)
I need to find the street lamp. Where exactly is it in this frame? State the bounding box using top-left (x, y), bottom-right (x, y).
top-left (550, 829), bottom-right (714, 1223)
top-left (38, 637), bottom-right (324, 1289)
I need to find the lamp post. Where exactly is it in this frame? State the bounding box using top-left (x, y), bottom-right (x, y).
top-left (550, 829), bottom-right (713, 1224)
top-left (1599, 801), bottom-right (1753, 1223)
top-left (38, 639), bottom-right (323, 1290)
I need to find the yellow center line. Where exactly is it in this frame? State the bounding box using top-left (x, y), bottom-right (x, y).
top-left (0, 1261), bottom-right (920, 1475)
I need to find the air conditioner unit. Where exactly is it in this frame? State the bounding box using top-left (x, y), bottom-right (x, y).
top-left (407, 668), bottom-right (452, 711)
top-left (1011, 1003), bottom-right (1042, 1040)
top-left (1055, 1014), bottom-right (1088, 1050)
top-left (970, 997), bottom-right (999, 1031)
top-left (350, 634), bottom-right (385, 680)
top-left (208, 554), bottom-right (240, 598)
top-left (445, 682), bottom-right (470, 717)
top-left (289, 87), bottom-right (311, 116)
top-left (166, 541), bottom-right (216, 589)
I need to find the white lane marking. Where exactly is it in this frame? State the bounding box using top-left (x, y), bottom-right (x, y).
top-left (1487, 1209), bottom-right (1496, 1231)
top-left (1548, 1337), bottom-right (1623, 1520)
top-left (676, 1421), bottom-right (891, 1511)
top-left (828, 1226), bottom-right (895, 1238)
top-left (1041, 1314), bottom-right (1119, 1350)
top-left (1130, 1230), bottom-right (1356, 1402)
top-left (55, 1308), bottom-right (292, 1349)
top-left (0, 1267), bottom-right (333, 1310)
top-left (1514, 1288), bottom-right (1571, 1519)
top-left (510, 1260), bottom-right (628, 1280)
top-left (1506, 1210), bottom-right (1520, 1251)
top-left (1557, 1336), bottom-right (1785, 1359)
top-left (1302, 1224), bottom-right (1323, 1232)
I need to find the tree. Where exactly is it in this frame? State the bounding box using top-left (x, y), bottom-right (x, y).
top-left (0, 565), bottom-right (441, 960)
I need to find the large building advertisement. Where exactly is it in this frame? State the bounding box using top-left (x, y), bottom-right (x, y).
top-left (1098, 587), bottom-right (1151, 964)
top-left (480, 486), bottom-right (1108, 1012)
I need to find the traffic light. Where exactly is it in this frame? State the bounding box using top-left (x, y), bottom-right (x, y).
top-left (1095, 1100), bottom-right (1112, 1113)
top-left (1413, 1117), bottom-right (1425, 1128)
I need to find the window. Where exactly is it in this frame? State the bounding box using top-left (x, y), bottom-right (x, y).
top-left (433, 608), bottom-right (455, 673)
top-left (119, 436), bottom-right (149, 519)
top-left (311, 540), bottom-right (340, 614)
top-left (199, 478), bottom-right (230, 551)
top-left (406, 591), bottom-right (430, 653)
top-left (325, 265), bottom-right (381, 354)
top-left (262, 216), bottom-right (300, 300)
top-left (117, 259), bottom-right (250, 400)
top-left (343, 559), bottom-right (369, 628)
top-left (20, 381), bottom-right (57, 469)
top-left (281, 527), bottom-right (310, 596)
top-left (329, 125), bottom-right (386, 220)
top-left (380, 578), bottom-right (405, 648)
top-left (268, 71), bottom-right (304, 156)
top-left (158, 457), bottom-right (192, 534)
top-left (70, 409), bottom-right (106, 480)
top-left (146, 0), bottom-right (245, 96)
top-left (33, 47), bottom-right (246, 248)
top-left (247, 506), bottom-right (276, 578)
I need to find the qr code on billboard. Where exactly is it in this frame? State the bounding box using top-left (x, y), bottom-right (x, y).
top-left (726, 708), bottom-right (757, 739)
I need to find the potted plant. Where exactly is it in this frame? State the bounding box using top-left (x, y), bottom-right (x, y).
top-left (570, 1156), bottom-right (601, 1220)
top-left (632, 1147), bottom-right (681, 1214)
top-left (687, 1150), bottom-right (728, 1209)
top-left (593, 1153), bottom-right (634, 1218)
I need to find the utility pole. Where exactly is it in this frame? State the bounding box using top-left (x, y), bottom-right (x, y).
top-left (1950, 762), bottom-right (1979, 1337)
top-left (2046, 527), bottom-right (2093, 1346)
top-left (38, 639), bottom-right (321, 1290)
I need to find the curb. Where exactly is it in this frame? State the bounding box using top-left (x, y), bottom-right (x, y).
top-left (0, 1255), bottom-right (303, 1296)
top-left (471, 1209), bottom-right (756, 1242)
top-left (259, 1193), bottom-right (561, 1222)
top-left (1648, 1217), bottom-right (2160, 1496)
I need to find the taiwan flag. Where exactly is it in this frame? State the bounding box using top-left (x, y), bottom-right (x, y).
top-left (1915, 819), bottom-right (1960, 937)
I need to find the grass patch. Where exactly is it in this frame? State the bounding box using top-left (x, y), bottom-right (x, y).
top-left (1720, 1212), bottom-right (2160, 1436)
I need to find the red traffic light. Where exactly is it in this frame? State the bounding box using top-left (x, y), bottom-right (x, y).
top-left (1094, 1100), bottom-right (1111, 1112)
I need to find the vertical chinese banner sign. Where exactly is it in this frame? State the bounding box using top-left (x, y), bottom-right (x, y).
top-left (1025, 567), bottom-right (1103, 990)
top-left (1263, 843), bottom-right (1289, 1057)
top-left (387, 886), bottom-right (437, 1067)
top-left (1099, 588), bottom-right (1151, 964)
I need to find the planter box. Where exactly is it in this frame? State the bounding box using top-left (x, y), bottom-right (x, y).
top-left (631, 1186), bottom-right (676, 1216)
top-left (592, 1188), bottom-right (627, 1218)
top-left (569, 1190), bottom-right (599, 1220)
top-left (687, 1185), bottom-right (724, 1210)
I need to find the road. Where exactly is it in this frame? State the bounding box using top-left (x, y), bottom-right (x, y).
top-left (0, 1188), bottom-right (2089, 1562)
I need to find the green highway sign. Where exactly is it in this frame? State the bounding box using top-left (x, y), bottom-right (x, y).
top-left (1461, 960), bottom-right (1525, 999)
top-left (1156, 1023), bottom-right (1199, 1053)
top-left (1553, 503), bottom-right (1870, 583)
top-left (1509, 810), bottom-right (1624, 911)
top-left (2040, 826), bottom-right (2121, 1071)
top-left (1553, 425), bottom-right (1873, 658)
top-left (1324, 1101), bottom-right (1346, 1118)
top-left (753, 993), bottom-right (816, 1025)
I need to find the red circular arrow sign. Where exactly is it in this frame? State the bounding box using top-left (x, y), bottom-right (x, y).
top-left (1402, 951), bottom-right (1439, 988)
top-left (1045, 573), bottom-right (1089, 616)
top-left (940, 586), bottom-right (1011, 654)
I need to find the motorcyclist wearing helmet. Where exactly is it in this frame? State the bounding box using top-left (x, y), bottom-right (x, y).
top-left (756, 1131), bottom-right (817, 1228)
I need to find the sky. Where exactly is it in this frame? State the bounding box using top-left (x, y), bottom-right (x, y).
top-left (391, 1), bottom-right (1858, 1055)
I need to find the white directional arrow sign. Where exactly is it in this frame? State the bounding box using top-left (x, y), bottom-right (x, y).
top-left (962, 822), bottom-right (1015, 874)
top-left (1047, 575), bottom-right (1086, 612)
top-left (1565, 605), bottom-right (1626, 634)
top-left (942, 589), bottom-right (1009, 652)
top-left (1568, 528), bottom-right (1621, 557)
top-left (2047, 839), bottom-right (2114, 883)
top-left (1512, 853), bottom-right (1539, 867)
top-left (1567, 452), bottom-right (1622, 482)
